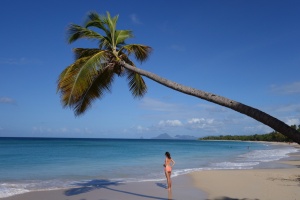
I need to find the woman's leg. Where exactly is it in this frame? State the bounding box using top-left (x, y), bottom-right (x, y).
top-left (167, 172), bottom-right (172, 190)
top-left (165, 171), bottom-right (169, 189)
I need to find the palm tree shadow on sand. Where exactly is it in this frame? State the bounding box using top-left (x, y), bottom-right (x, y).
top-left (156, 182), bottom-right (167, 189)
top-left (64, 179), bottom-right (170, 200)
top-left (207, 198), bottom-right (259, 200)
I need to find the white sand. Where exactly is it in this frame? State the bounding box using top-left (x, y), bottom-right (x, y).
top-left (190, 157), bottom-right (300, 200)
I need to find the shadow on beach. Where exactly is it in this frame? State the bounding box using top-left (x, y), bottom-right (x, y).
top-left (156, 182), bottom-right (167, 189)
top-left (206, 197), bottom-right (259, 200)
top-left (64, 179), bottom-right (172, 200)
top-left (64, 179), bottom-right (122, 196)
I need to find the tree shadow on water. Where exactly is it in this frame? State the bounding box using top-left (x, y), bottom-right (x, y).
top-left (64, 179), bottom-right (170, 200)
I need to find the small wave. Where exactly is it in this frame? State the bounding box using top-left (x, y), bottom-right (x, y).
top-left (172, 168), bottom-right (203, 177)
top-left (211, 161), bottom-right (259, 169)
top-left (238, 147), bottom-right (298, 162)
top-left (0, 186), bottom-right (29, 198)
top-left (0, 180), bottom-right (72, 198)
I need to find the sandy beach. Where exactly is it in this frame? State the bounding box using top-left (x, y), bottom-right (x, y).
top-left (2, 143), bottom-right (299, 200)
top-left (1, 175), bottom-right (205, 200)
top-left (190, 145), bottom-right (300, 200)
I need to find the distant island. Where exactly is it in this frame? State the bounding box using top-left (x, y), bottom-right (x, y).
top-left (151, 133), bottom-right (197, 140)
top-left (199, 124), bottom-right (300, 143)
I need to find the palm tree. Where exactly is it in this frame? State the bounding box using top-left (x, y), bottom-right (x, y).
top-left (57, 12), bottom-right (300, 144)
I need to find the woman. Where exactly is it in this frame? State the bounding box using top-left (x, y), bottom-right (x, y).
top-left (164, 151), bottom-right (175, 190)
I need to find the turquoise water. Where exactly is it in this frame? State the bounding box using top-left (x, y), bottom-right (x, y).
top-left (0, 137), bottom-right (298, 198)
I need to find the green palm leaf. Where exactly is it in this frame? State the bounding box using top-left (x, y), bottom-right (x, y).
top-left (121, 44), bottom-right (152, 62)
top-left (63, 51), bottom-right (109, 106)
top-left (58, 57), bottom-right (91, 106)
top-left (98, 37), bottom-right (112, 50)
top-left (73, 48), bottom-right (102, 60)
top-left (68, 24), bottom-right (105, 44)
top-left (74, 67), bottom-right (115, 115)
top-left (126, 69), bottom-right (147, 98)
top-left (105, 12), bottom-right (119, 48)
top-left (85, 12), bottom-right (109, 34)
top-left (115, 30), bottom-right (133, 45)
top-left (121, 54), bottom-right (147, 97)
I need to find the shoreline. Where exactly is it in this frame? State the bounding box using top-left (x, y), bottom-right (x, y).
top-left (1, 142), bottom-right (299, 200)
top-left (1, 175), bottom-right (206, 200)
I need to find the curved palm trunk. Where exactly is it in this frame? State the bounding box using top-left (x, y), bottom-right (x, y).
top-left (120, 61), bottom-right (300, 144)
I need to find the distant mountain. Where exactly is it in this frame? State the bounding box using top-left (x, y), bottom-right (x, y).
top-left (174, 135), bottom-right (198, 140)
top-left (151, 133), bottom-right (197, 140)
top-left (151, 133), bottom-right (174, 139)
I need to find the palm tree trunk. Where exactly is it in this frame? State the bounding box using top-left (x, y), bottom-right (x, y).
top-left (120, 61), bottom-right (300, 144)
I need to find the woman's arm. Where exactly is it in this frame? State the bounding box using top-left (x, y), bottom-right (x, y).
top-left (171, 159), bottom-right (175, 166)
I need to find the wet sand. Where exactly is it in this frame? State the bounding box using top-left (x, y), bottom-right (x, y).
top-left (2, 175), bottom-right (206, 200)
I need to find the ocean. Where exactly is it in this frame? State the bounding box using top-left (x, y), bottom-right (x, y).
top-left (0, 137), bottom-right (298, 198)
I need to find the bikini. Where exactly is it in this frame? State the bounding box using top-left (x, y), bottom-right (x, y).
top-left (165, 164), bottom-right (172, 172)
top-left (164, 158), bottom-right (172, 172)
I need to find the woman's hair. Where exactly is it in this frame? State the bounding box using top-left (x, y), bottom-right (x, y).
top-left (165, 152), bottom-right (171, 159)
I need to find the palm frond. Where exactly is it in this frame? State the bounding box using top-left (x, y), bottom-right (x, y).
top-left (99, 37), bottom-right (112, 50)
top-left (57, 65), bottom-right (72, 93)
top-left (85, 12), bottom-right (109, 36)
top-left (126, 69), bottom-right (147, 98)
top-left (73, 48), bottom-right (102, 60)
top-left (115, 30), bottom-right (133, 45)
top-left (120, 44), bottom-right (152, 63)
top-left (119, 53), bottom-right (147, 97)
top-left (68, 24), bottom-right (105, 44)
top-left (58, 57), bottom-right (92, 105)
top-left (59, 51), bottom-right (109, 106)
top-left (105, 12), bottom-right (119, 47)
top-left (74, 67), bottom-right (115, 115)
top-left (57, 57), bottom-right (90, 107)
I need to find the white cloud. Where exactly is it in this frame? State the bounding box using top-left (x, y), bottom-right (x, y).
top-left (130, 14), bottom-right (142, 24)
top-left (188, 118), bottom-right (214, 125)
top-left (136, 125), bottom-right (150, 132)
top-left (187, 118), bottom-right (204, 124)
top-left (32, 126), bottom-right (92, 134)
top-left (186, 118), bottom-right (217, 130)
top-left (270, 82), bottom-right (300, 95)
top-left (265, 104), bottom-right (300, 126)
top-left (137, 97), bottom-right (300, 136)
top-left (0, 97), bottom-right (15, 104)
top-left (159, 120), bottom-right (182, 127)
top-left (285, 118), bottom-right (300, 126)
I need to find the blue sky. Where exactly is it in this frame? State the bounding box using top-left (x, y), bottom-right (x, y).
top-left (0, 0), bottom-right (299, 138)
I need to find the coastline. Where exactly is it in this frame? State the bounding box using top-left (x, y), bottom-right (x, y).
top-left (190, 143), bottom-right (300, 200)
top-left (1, 141), bottom-right (299, 200)
top-left (1, 175), bottom-right (206, 200)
